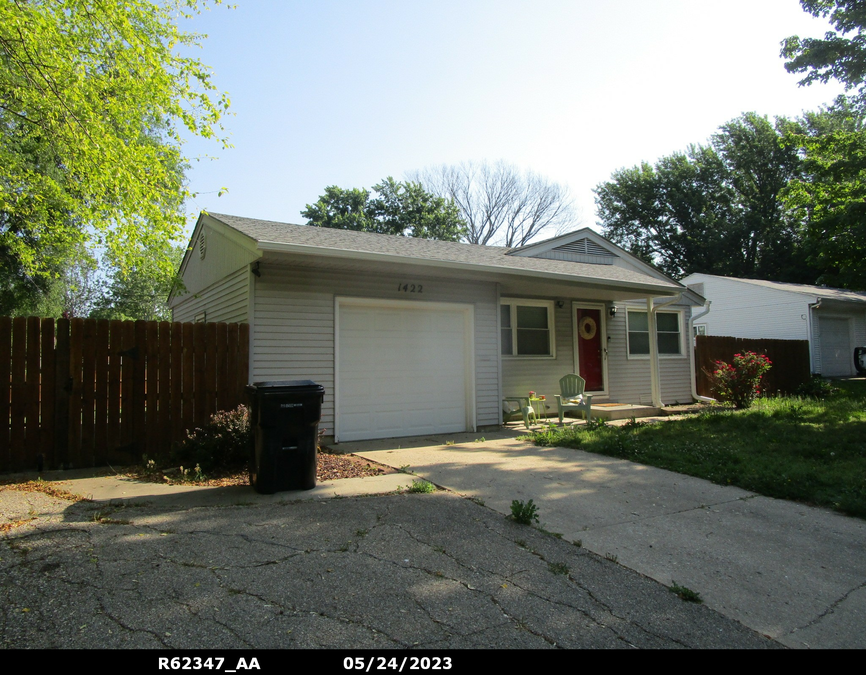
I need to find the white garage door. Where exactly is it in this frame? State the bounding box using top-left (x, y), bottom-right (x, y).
top-left (337, 300), bottom-right (473, 442)
top-left (819, 317), bottom-right (853, 377)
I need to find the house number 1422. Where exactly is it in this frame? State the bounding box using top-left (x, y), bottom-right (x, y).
top-left (398, 283), bottom-right (422, 293)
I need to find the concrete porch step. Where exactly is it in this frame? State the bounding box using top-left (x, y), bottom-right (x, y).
top-left (588, 403), bottom-right (662, 420)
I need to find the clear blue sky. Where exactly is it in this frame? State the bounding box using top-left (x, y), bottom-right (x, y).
top-left (178, 0), bottom-right (845, 239)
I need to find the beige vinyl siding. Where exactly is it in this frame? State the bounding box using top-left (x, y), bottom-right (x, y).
top-left (251, 264), bottom-right (500, 434)
top-left (502, 300), bottom-right (695, 408)
top-left (172, 267), bottom-right (249, 324)
top-left (607, 303), bottom-right (694, 404)
top-left (176, 223), bottom-right (259, 299)
top-left (501, 302), bottom-right (574, 409)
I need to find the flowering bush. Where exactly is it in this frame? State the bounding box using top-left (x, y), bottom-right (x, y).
top-left (709, 351), bottom-right (772, 409)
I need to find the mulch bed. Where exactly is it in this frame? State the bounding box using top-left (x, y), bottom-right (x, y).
top-left (121, 450), bottom-right (396, 487)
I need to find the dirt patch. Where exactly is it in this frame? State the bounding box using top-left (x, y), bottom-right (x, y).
top-left (121, 450), bottom-right (397, 487)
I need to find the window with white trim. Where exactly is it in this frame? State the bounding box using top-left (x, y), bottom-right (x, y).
top-left (500, 299), bottom-right (555, 357)
top-left (627, 310), bottom-right (682, 357)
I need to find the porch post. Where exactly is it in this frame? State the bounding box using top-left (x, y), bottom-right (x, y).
top-left (646, 297), bottom-right (663, 408)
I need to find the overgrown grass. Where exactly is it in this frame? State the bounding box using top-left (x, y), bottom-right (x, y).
top-left (527, 381), bottom-right (866, 519)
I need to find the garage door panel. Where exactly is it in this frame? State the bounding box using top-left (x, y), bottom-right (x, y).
top-left (338, 303), bottom-right (471, 442)
top-left (820, 317), bottom-right (853, 377)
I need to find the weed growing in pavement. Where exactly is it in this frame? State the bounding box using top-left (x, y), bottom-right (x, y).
top-left (670, 582), bottom-right (703, 603)
top-left (510, 499), bottom-right (539, 525)
top-left (548, 562), bottom-right (569, 575)
top-left (605, 552), bottom-right (618, 563)
top-left (407, 479), bottom-right (436, 494)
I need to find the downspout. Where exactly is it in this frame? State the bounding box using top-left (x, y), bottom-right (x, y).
top-left (688, 301), bottom-right (714, 403)
top-left (806, 299), bottom-right (821, 374)
top-left (648, 293), bottom-right (682, 408)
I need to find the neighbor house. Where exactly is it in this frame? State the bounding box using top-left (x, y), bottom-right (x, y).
top-left (170, 212), bottom-right (706, 442)
top-left (681, 273), bottom-right (866, 377)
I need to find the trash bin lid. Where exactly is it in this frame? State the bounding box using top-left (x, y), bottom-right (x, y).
top-left (247, 380), bottom-right (324, 393)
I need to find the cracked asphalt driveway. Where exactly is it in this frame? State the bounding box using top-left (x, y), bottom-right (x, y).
top-left (0, 488), bottom-right (775, 649)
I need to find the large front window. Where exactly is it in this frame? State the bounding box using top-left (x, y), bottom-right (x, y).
top-left (627, 310), bottom-right (682, 356)
top-left (500, 299), bottom-right (555, 357)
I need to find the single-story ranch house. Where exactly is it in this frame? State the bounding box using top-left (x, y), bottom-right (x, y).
top-left (170, 212), bottom-right (706, 442)
top-left (681, 273), bottom-right (866, 377)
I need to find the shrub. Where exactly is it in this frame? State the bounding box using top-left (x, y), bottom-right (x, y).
top-left (171, 405), bottom-right (252, 475)
top-left (709, 351), bottom-right (772, 409)
top-left (795, 375), bottom-right (840, 399)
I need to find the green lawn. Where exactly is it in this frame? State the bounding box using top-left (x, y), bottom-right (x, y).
top-left (527, 380), bottom-right (866, 519)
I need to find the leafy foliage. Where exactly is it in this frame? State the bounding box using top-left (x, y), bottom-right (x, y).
top-left (302, 177), bottom-right (467, 241)
top-left (0, 0), bottom-right (230, 281)
top-left (783, 1), bottom-right (866, 104)
top-left (710, 351), bottom-right (773, 409)
top-left (781, 99), bottom-right (866, 289)
top-left (596, 113), bottom-right (810, 281)
top-left (91, 245), bottom-right (185, 321)
top-left (171, 405), bottom-right (251, 475)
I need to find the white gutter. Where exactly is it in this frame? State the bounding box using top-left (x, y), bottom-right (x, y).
top-left (688, 301), bottom-right (714, 403)
top-left (648, 293), bottom-right (683, 408)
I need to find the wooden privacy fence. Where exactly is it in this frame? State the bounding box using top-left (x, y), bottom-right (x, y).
top-left (694, 335), bottom-right (811, 398)
top-left (0, 317), bottom-right (249, 473)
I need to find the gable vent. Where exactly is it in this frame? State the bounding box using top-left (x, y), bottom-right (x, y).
top-left (533, 237), bottom-right (616, 265)
top-left (198, 230), bottom-right (207, 260)
top-left (554, 238), bottom-right (613, 257)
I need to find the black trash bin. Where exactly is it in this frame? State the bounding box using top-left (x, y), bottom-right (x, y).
top-left (246, 380), bottom-right (325, 494)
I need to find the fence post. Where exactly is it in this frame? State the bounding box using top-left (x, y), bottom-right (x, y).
top-left (54, 318), bottom-right (70, 469)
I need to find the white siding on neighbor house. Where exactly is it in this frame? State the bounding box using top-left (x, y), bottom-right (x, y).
top-left (251, 264), bottom-right (500, 435)
top-left (683, 274), bottom-right (810, 341)
top-left (501, 299), bottom-right (695, 408)
top-left (172, 267), bottom-right (250, 324)
top-left (684, 273), bottom-right (866, 375)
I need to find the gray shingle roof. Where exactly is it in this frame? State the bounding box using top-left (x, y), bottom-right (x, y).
top-left (688, 274), bottom-right (866, 304)
top-left (206, 212), bottom-right (682, 291)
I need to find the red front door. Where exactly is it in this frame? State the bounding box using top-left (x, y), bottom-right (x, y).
top-left (576, 308), bottom-right (604, 391)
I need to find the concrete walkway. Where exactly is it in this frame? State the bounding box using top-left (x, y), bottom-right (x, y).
top-left (339, 431), bottom-right (866, 649)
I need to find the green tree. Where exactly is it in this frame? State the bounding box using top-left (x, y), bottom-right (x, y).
top-left (91, 245), bottom-right (185, 321)
top-left (0, 0), bottom-right (229, 282)
top-left (782, 4), bottom-right (866, 288)
top-left (302, 177), bottom-right (466, 241)
top-left (595, 145), bottom-right (735, 278)
top-left (782, 99), bottom-right (866, 289)
top-left (596, 113), bottom-right (812, 282)
top-left (783, 1), bottom-right (866, 104)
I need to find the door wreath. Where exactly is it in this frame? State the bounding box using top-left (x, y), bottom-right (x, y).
top-left (578, 316), bottom-right (597, 340)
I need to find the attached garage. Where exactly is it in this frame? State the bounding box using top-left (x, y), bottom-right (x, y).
top-left (819, 316), bottom-right (854, 377)
top-left (335, 298), bottom-right (476, 442)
